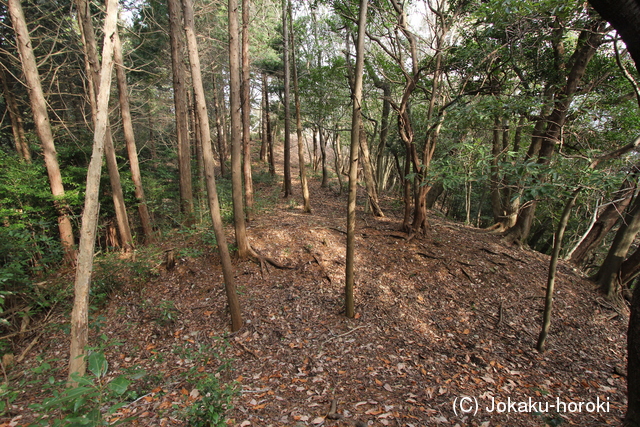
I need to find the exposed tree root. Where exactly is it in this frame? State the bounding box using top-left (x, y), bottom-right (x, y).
top-left (305, 246), bottom-right (331, 283)
top-left (243, 245), bottom-right (296, 271)
top-left (484, 223), bottom-right (506, 233)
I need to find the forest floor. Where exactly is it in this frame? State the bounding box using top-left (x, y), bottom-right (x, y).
top-left (1, 155), bottom-right (630, 427)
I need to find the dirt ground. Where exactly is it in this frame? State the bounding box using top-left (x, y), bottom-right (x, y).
top-left (0, 153), bottom-right (629, 427)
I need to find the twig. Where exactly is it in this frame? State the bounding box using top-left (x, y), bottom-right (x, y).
top-left (460, 268), bottom-right (473, 282)
top-left (323, 325), bottom-right (366, 344)
top-left (16, 331), bottom-right (44, 363)
top-left (242, 388), bottom-right (270, 393)
top-left (416, 252), bottom-right (442, 260)
top-left (328, 227), bottom-right (347, 235)
top-left (233, 340), bottom-right (260, 359)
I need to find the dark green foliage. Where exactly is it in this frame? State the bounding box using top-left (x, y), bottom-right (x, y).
top-left (0, 153), bottom-right (68, 290)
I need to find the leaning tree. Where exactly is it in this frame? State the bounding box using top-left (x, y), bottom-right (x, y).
top-left (587, 0), bottom-right (640, 425)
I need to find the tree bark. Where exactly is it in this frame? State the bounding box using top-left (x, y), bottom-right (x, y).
top-left (260, 72), bottom-right (268, 162)
top-left (345, 0), bottom-right (367, 319)
top-left (8, 0), bottom-right (76, 263)
top-left (281, 0), bottom-right (292, 197)
top-left (585, 2), bottom-right (640, 424)
top-left (594, 193), bottom-right (640, 298)
top-left (537, 189), bottom-right (579, 352)
top-left (569, 178), bottom-right (636, 266)
top-left (264, 74), bottom-right (275, 176)
top-left (68, 0), bottom-right (118, 382)
top-left (212, 71), bottom-right (228, 177)
top-left (366, 61), bottom-right (391, 194)
top-left (359, 128), bottom-right (383, 216)
top-left (289, 2), bottom-right (311, 213)
top-left (168, 0), bottom-right (195, 225)
top-left (319, 127), bottom-right (328, 187)
top-left (182, 0), bottom-right (242, 331)
top-left (589, 0), bottom-right (640, 67)
top-left (76, 0), bottom-right (133, 251)
top-left (242, 0), bottom-right (254, 221)
top-left (229, 0), bottom-right (252, 259)
top-left (113, 30), bottom-right (154, 243)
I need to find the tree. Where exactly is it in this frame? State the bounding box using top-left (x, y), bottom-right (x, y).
top-left (68, 0), bottom-right (119, 382)
top-left (229, 0), bottom-right (253, 258)
top-left (345, 0), bottom-right (367, 319)
top-left (168, 0), bottom-right (195, 225)
top-left (584, 1), bottom-right (640, 424)
top-left (76, 0), bottom-right (134, 251)
top-left (281, 0), bottom-right (292, 197)
top-left (502, 14), bottom-right (608, 244)
top-left (567, 176), bottom-right (636, 266)
top-left (289, 1), bottom-right (311, 213)
top-left (182, 0), bottom-right (242, 331)
top-left (113, 30), bottom-right (154, 243)
top-left (212, 71), bottom-right (229, 177)
top-left (242, 0), bottom-right (255, 221)
top-left (537, 138), bottom-right (640, 352)
top-left (8, 0), bottom-right (76, 264)
top-left (262, 72), bottom-right (276, 176)
top-left (594, 190), bottom-right (640, 298)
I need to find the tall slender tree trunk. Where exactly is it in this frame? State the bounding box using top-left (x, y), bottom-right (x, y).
top-left (68, 0), bottom-right (118, 381)
top-left (319, 127), bottom-right (328, 187)
top-left (260, 72), bottom-right (268, 161)
top-left (113, 31), bottom-right (154, 242)
top-left (192, 91), bottom-right (206, 214)
top-left (333, 133), bottom-right (344, 194)
top-left (242, 0), bottom-right (254, 221)
top-left (376, 89), bottom-right (391, 192)
top-left (229, 0), bottom-right (252, 258)
top-left (345, 0), bottom-right (367, 319)
top-left (76, 0), bottom-right (133, 251)
top-left (264, 74), bottom-right (275, 176)
top-left (490, 117), bottom-right (504, 223)
top-left (182, 0), bottom-right (242, 331)
top-left (289, 2), bottom-right (311, 213)
top-left (8, 0), bottom-right (76, 263)
top-left (410, 10), bottom-right (447, 233)
top-left (281, 0), bottom-right (292, 197)
top-left (366, 61), bottom-right (391, 194)
top-left (168, 0), bottom-right (195, 225)
top-left (312, 129), bottom-right (319, 171)
top-left (212, 71), bottom-right (228, 177)
top-left (0, 65), bottom-right (31, 163)
top-left (359, 128), bottom-right (383, 216)
top-left (537, 189), bottom-right (580, 352)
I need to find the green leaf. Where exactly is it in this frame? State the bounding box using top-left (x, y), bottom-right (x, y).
top-left (72, 395), bottom-right (87, 413)
top-left (87, 352), bottom-right (108, 378)
top-left (129, 368), bottom-right (147, 380)
top-left (108, 376), bottom-right (131, 396)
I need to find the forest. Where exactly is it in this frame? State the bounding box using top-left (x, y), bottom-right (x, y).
top-left (1, 0), bottom-right (640, 425)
